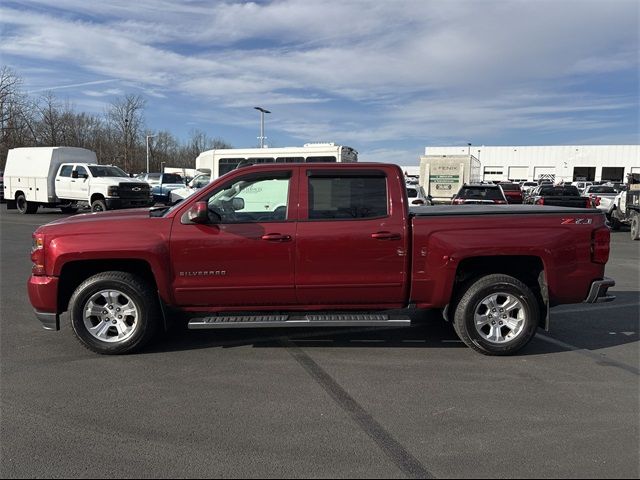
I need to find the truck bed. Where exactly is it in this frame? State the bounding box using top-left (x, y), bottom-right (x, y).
top-left (409, 205), bottom-right (599, 216)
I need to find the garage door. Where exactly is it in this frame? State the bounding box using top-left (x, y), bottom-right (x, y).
top-left (508, 166), bottom-right (529, 181)
top-left (483, 166), bottom-right (504, 182)
top-left (534, 167), bottom-right (556, 181)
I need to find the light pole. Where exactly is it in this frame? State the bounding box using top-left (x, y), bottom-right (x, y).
top-left (254, 106), bottom-right (270, 148)
top-left (146, 134), bottom-right (156, 173)
top-left (467, 142), bottom-right (472, 156)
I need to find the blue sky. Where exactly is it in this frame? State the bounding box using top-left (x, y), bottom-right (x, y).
top-left (1, 0), bottom-right (638, 165)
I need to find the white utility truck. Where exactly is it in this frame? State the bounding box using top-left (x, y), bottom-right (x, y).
top-left (4, 147), bottom-right (153, 214)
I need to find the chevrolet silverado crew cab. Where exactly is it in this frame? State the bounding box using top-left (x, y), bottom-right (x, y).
top-left (28, 163), bottom-right (615, 356)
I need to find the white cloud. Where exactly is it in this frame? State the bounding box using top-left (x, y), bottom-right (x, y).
top-left (1, 0), bottom-right (637, 150)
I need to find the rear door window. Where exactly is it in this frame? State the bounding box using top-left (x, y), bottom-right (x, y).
top-left (307, 170), bottom-right (387, 219)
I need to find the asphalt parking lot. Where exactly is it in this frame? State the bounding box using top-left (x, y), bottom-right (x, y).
top-left (1, 205), bottom-right (638, 478)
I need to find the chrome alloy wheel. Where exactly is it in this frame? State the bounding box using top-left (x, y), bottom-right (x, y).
top-left (83, 289), bottom-right (139, 343)
top-left (474, 293), bottom-right (526, 344)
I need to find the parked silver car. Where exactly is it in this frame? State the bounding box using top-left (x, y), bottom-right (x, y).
top-left (406, 185), bottom-right (431, 205)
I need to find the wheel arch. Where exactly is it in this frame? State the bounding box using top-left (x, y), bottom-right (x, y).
top-left (90, 192), bottom-right (105, 204)
top-left (447, 255), bottom-right (548, 329)
top-left (58, 259), bottom-right (159, 314)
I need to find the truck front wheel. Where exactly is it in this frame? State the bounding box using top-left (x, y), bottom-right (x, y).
top-left (453, 274), bottom-right (539, 356)
top-left (16, 193), bottom-right (38, 214)
top-left (68, 271), bottom-right (160, 354)
top-left (91, 198), bottom-right (107, 212)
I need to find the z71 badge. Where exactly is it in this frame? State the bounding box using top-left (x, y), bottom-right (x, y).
top-left (561, 218), bottom-right (593, 225)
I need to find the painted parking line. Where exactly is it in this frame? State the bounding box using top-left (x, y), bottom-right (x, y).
top-left (537, 334), bottom-right (639, 376)
top-left (552, 302), bottom-right (639, 315)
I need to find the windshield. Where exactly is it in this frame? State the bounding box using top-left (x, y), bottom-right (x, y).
top-left (588, 186), bottom-right (616, 194)
top-left (539, 186), bottom-right (580, 196)
top-left (406, 188), bottom-right (418, 198)
top-left (163, 173), bottom-right (183, 184)
top-left (458, 187), bottom-right (504, 200)
top-left (88, 166), bottom-right (129, 177)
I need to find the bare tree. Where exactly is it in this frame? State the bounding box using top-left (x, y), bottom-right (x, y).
top-left (36, 91), bottom-right (66, 146)
top-left (106, 94), bottom-right (146, 172)
top-left (0, 67), bottom-right (40, 167)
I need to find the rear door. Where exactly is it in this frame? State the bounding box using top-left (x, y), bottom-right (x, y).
top-left (295, 166), bottom-right (409, 307)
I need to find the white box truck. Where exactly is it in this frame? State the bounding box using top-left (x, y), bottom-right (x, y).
top-left (419, 154), bottom-right (482, 204)
top-left (4, 147), bottom-right (153, 213)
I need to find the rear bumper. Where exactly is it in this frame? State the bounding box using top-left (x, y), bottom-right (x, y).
top-left (584, 277), bottom-right (616, 303)
top-left (35, 310), bottom-right (60, 330)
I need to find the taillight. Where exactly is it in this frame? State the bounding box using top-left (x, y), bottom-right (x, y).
top-left (452, 198), bottom-right (464, 205)
top-left (495, 200), bottom-right (507, 204)
top-left (31, 233), bottom-right (46, 275)
top-left (536, 198), bottom-right (545, 205)
top-left (593, 196), bottom-right (601, 207)
top-left (591, 227), bottom-right (610, 264)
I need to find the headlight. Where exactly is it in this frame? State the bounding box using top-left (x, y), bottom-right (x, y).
top-left (31, 233), bottom-right (45, 275)
top-left (107, 186), bottom-right (119, 197)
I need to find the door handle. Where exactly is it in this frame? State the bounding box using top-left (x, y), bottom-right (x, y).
top-left (371, 231), bottom-right (401, 240)
top-left (261, 233), bottom-right (292, 242)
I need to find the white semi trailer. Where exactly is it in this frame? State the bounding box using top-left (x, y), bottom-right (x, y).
top-left (419, 154), bottom-right (482, 204)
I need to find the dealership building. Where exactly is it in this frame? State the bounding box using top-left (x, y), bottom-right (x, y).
top-left (420, 145), bottom-right (639, 183)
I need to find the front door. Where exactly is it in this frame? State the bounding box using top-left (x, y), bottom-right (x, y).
top-left (69, 165), bottom-right (90, 200)
top-left (55, 164), bottom-right (74, 199)
top-left (169, 168), bottom-right (298, 308)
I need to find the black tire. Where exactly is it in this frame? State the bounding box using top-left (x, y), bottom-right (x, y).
top-left (453, 274), bottom-right (540, 356)
top-left (16, 193), bottom-right (38, 214)
top-left (91, 198), bottom-right (107, 212)
top-left (69, 271), bottom-right (160, 354)
top-left (607, 214), bottom-right (621, 231)
top-left (631, 213), bottom-right (640, 241)
top-left (60, 206), bottom-right (78, 214)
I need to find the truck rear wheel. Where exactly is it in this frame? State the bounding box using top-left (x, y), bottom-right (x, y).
top-left (69, 271), bottom-right (160, 354)
top-left (631, 213), bottom-right (640, 241)
top-left (16, 193), bottom-right (38, 214)
top-left (453, 274), bottom-right (539, 356)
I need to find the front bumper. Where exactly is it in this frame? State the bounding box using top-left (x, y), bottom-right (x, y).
top-left (105, 197), bottom-right (154, 209)
top-left (28, 275), bottom-right (60, 330)
top-left (584, 277), bottom-right (616, 303)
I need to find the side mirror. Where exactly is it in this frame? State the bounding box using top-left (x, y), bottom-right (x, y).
top-left (82, 173), bottom-right (89, 179)
top-left (232, 197), bottom-right (245, 211)
top-left (71, 171), bottom-right (79, 179)
top-left (185, 201), bottom-right (210, 224)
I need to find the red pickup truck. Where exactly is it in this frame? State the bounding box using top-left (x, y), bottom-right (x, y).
top-left (28, 163), bottom-right (614, 356)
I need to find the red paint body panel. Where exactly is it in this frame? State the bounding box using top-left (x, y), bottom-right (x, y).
top-left (28, 275), bottom-right (59, 312)
top-left (28, 163), bottom-right (610, 317)
top-left (409, 213), bottom-right (606, 308)
top-left (294, 164), bottom-right (409, 306)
